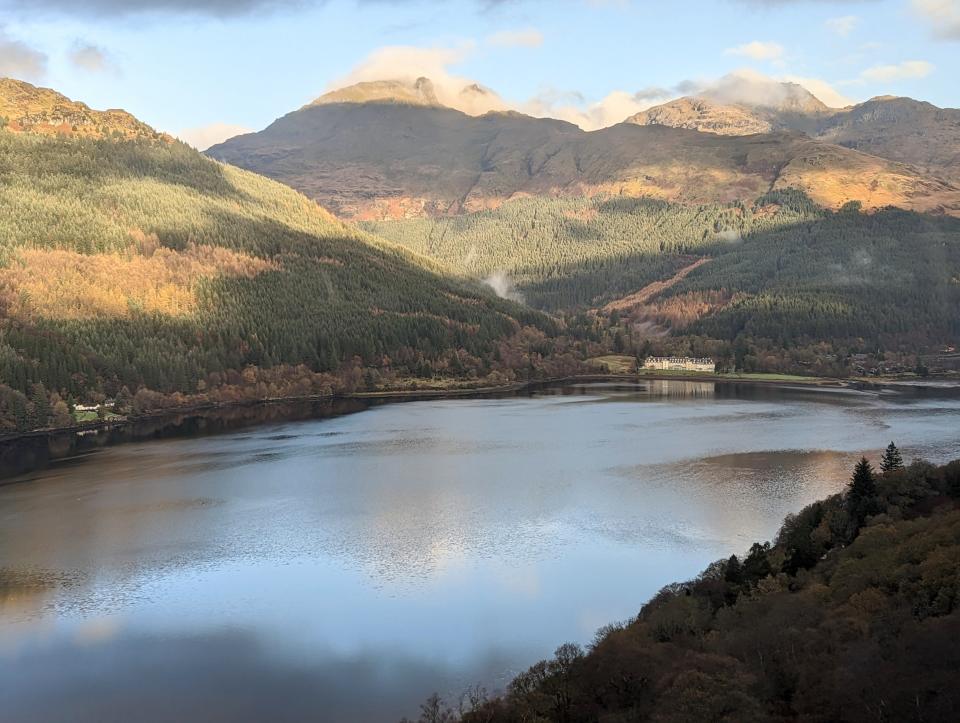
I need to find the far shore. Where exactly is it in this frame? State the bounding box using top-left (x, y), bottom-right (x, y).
top-left (2, 369), bottom-right (957, 448)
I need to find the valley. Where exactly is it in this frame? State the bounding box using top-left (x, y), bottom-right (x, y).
top-left (1, 76), bottom-right (958, 437)
top-left (1, 2), bottom-right (960, 720)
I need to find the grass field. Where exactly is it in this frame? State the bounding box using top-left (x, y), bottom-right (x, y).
top-left (73, 410), bottom-right (124, 423)
top-left (586, 355), bottom-right (637, 373)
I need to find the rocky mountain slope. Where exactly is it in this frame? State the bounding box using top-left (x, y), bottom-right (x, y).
top-left (0, 78), bottom-right (166, 141)
top-left (208, 78), bottom-right (960, 219)
top-left (629, 88), bottom-right (960, 184)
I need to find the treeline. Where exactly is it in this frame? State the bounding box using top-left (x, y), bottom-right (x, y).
top-left (414, 447), bottom-right (960, 722)
top-left (0, 132), bottom-right (560, 432)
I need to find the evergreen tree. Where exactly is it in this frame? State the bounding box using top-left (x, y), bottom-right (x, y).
top-left (723, 555), bottom-right (743, 584)
top-left (880, 442), bottom-right (904, 472)
top-left (848, 457), bottom-right (878, 529)
top-left (11, 392), bottom-right (29, 433)
top-left (850, 457), bottom-right (877, 499)
top-left (28, 383), bottom-right (51, 428)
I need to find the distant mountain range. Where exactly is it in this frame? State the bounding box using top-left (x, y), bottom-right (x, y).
top-left (208, 77), bottom-right (960, 219)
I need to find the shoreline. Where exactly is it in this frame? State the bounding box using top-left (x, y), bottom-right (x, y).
top-left (1, 370), bottom-right (955, 448)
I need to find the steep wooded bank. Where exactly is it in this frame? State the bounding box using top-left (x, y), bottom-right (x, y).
top-left (417, 452), bottom-right (960, 722)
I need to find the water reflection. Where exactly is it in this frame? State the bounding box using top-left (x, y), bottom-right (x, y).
top-left (2, 381), bottom-right (960, 721)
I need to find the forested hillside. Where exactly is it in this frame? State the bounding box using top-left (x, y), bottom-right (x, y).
top-left (419, 452), bottom-right (960, 722)
top-left (0, 91), bottom-right (562, 434)
top-left (362, 193), bottom-right (815, 309)
top-left (366, 191), bottom-right (960, 349)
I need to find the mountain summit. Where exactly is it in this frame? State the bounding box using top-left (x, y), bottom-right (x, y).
top-left (310, 77), bottom-right (442, 108)
top-left (626, 79), bottom-right (831, 137)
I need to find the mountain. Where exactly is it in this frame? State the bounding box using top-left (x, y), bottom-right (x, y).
top-left (208, 79), bottom-right (960, 219)
top-left (0, 78), bottom-right (165, 141)
top-left (627, 80), bottom-right (829, 137)
top-left (629, 92), bottom-right (960, 185)
top-left (0, 79), bottom-right (553, 432)
top-left (815, 96), bottom-right (960, 184)
top-left (627, 96), bottom-right (776, 136)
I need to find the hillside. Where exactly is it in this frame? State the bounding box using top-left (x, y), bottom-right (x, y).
top-left (433, 454), bottom-right (960, 722)
top-left (630, 91), bottom-right (960, 185)
top-left (207, 79), bottom-right (960, 219)
top-left (0, 78), bottom-right (165, 141)
top-left (816, 97), bottom-right (960, 184)
top-left (365, 192), bottom-right (960, 351)
top-left (0, 80), bottom-right (556, 434)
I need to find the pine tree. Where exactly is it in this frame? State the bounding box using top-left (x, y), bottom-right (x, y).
top-left (880, 442), bottom-right (904, 472)
top-left (29, 383), bottom-right (51, 428)
top-left (850, 457), bottom-right (877, 500)
top-left (848, 457), bottom-right (878, 529)
top-left (723, 555), bottom-right (743, 584)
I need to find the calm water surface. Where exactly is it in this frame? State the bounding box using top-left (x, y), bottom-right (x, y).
top-left (2, 381), bottom-right (959, 721)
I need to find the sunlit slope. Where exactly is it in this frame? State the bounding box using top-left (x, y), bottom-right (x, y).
top-left (0, 77), bottom-right (164, 141)
top-left (0, 93), bottom-right (549, 400)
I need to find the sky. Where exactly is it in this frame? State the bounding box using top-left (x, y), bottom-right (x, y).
top-left (1, 0), bottom-right (957, 148)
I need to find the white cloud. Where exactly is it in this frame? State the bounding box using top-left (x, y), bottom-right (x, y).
top-left (524, 87), bottom-right (671, 130)
top-left (860, 60), bottom-right (934, 82)
top-left (177, 122), bottom-right (252, 150)
top-left (486, 29), bottom-right (543, 48)
top-left (825, 15), bottom-right (858, 37)
top-left (781, 75), bottom-right (854, 107)
top-left (68, 42), bottom-right (113, 73)
top-left (0, 29), bottom-right (46, 81)
top-left (329, 45), bottom-right (855, 131)
top-left (330, 43), bottom-right (509, 116)
top-left (912, 0), bottom-right (960, 40)
top-left (723, 40), bottom-right (785, 61)
top-left (691, 68), bottom-right (853, 109)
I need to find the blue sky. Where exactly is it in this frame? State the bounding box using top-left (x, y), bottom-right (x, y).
top-left (1, 0), bottom-right (957, 147)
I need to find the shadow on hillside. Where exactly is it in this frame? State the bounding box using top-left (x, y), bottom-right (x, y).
top-left (516, 205), bottom-right (960, 345)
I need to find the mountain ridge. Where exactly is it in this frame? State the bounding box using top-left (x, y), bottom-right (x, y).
top-left (629, 92), bottom-right (960, 184)
top-left (207, 87), bottom-right (960, 220)
top-left (0, 77), bottom-right (167, 141)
